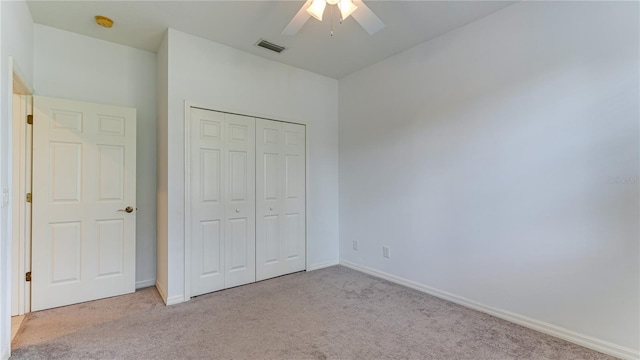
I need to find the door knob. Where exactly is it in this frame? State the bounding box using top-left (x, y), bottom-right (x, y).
top-left (118, 206), bottom-right (134, 213)
top-left (235, 209), bottom-right (240, 213)
top-left (269, 207), bottom-right (274, 211)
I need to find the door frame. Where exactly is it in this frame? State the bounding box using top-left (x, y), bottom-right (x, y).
top-left (10, 60), bottom-right (33, 317)
top-left (183, 101), bottom-right (309, 300)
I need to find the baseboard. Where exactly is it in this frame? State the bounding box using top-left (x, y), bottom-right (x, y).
top-left (136, 279), bottom-right (156, 289)
top-left (155, 281), bottom-right (169, 305)
top-left (154, 282), bottom-right (184, 306)
top-left (165, 294), bottom-right (185, 306)
top-left (307, 259), bottom-right (340, 271)
top-left (340, 260), bottom-right (639, 360)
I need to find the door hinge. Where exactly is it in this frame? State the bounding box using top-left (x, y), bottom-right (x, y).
top-left (26, 193), bottom-right (32, 203)
top-left (26, 272), bottom-right (31, 282)
top-left (27, 115), bottom-right (33, 125)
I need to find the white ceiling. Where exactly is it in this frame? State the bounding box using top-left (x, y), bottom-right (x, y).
top-left (26, 0), bottom-right (515, 79)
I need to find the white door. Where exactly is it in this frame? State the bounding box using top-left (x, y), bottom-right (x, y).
top-left (32, 96), bottom-right (136, 311)
top-left (256, 119), bottom-right (306, 281)
top-left (223, 113), bottom-right (256, 288)
top-left (189, 108), bottom-right (255, 297)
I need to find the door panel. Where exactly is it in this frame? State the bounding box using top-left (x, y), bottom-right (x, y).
top-left (49, 142), bottom-right (82, 202)
top-left (96, 219), bottom-right (124, 277)
top-left (190, 109), bottom-right (226, 296)
top-left (228, 218), bottom-right (248, 271)
top-left (285, 213), bottom-right (301, 259)
top-left (256, 119), bottom-right (306, 281)
top-left (229, 151), bottom-right (247, 201)
top-left (201, 149), bottom-right (221, 202)
top-left (32, 96), bottom-right (136, 311)
top-left (265, 215), bottom-right (279, 263)
top-left (50, 221), bottom-right (81, 284)
top-left (223, 114), bottom-right (255, 288)
top-left (201, 220), bottom-right (222, 275)
top-left (264, 153), bottom-right (279, 200)
top-left (285, 155), bottom-right (301, 199)
top-left (97, 115), bottom-right (126, 136)
top-left (97, 145), bottom-right (124, 201)
top-left (50, 110), bottom-right (82, 132)
top-left (281, 122), bottom-right (306, 274)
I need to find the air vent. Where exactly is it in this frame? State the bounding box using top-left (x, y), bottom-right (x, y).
top-left (255, 39), bottom-right (286, 54)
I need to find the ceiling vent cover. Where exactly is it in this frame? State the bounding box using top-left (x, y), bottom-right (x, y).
top-left (255, 39), bottom-right (286, 54)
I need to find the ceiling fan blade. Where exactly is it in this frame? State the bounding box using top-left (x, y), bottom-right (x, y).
top-left (351, 0), bottom-right (385, 35)
top-left (282, 0), bottom-right (313, 36)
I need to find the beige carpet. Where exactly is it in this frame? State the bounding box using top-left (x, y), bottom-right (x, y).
top-left (12, 266), bottom-right (613, 359)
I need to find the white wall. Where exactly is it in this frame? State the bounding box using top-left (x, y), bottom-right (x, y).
top-left (156, 32), bottom-right (169, 300)
top-left (339, 1), bottom-right (639, 356)
top-left (0, 4), bottom-right (4, 355)
top-left (158, 29), bottom-right (339, 302)
top-left (33, 25), bottom-right (158, 288)
top-left (0, 1), bottom-right (33, 358)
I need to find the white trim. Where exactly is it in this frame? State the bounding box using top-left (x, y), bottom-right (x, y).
top-left (1, 57), bottom-right (16, 360)
top-left (307, 259), bottom-right (339, 271)
top-left (165, 294), bottom-right (185, 306)
top-left (340, 260), bottom-right (639, 360)
top-left (20, 94), bottom-right (31, 316)
top-left (3, 57), bottom-right (35, 360)
top-left (156, 282), bottom-right (183, 306)
top-left (11, 92), bottom-right (31, 317)
top-left (10, 93), bottom-right (22, 316)
top-left (304, 123), bottom-right (309, 272)
top-left (185, 100), bottom-right (309, 127)
top-left (135, 279), bottom-right (156, 289)
top-left (183, 101), bottom-right (192, 302)
top-left (155, 281), bottom-right (168, 305)
top-left (9, 60), bottom-right (34, 321)
top-left (10, 60), bottom-right (33, 95)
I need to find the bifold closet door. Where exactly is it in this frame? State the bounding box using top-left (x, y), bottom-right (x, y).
top-left (190, 108), bottom-right (255, 297)
top-left (256, 119), bottom-right (306, 281)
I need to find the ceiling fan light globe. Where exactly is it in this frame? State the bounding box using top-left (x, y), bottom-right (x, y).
top-left (326, 0), bottom-right (339, 5)
top-left (338, 0), bottom-right (358, 20)
top-left (307, 0), bottom-right (326, 21)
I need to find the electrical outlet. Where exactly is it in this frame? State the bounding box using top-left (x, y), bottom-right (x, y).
top-left (352, 241), bottom-right (358, 250)
top-left (1, 188), bottom-right (8, 208)
top-left (383, 246), bottom-right (390, 258)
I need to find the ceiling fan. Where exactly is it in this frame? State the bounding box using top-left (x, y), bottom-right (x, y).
top-left (282, 0), bottom-right (385, 36)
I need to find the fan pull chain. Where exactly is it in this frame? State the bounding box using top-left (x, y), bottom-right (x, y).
top-left (330, 5), bottom-right (334, 36)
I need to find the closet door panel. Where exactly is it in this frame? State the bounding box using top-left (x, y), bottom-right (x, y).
top-left (281, 122), bottom-right (306, 273)
top-left (256, 120), bottom-right (283, 280)
top-left (224, 114), bottom-right (255, 288)
top-left (264, 215), bottom-right (280, 264)
top-left (190, 109), bottom-right (225, 296)
top-left (200, 220), bottom-right (222, 275)
top-left (256, 119), bottom-right (306, 281)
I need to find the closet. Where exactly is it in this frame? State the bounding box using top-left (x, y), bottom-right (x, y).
top-left (188, 108), bottom-right (306, 297)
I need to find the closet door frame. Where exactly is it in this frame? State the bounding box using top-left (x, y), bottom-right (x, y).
top-left (183, 101), bottom-right (308, 300)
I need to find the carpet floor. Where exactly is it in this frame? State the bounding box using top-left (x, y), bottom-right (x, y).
top-left (11, 266), bottom-right (613, 360)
